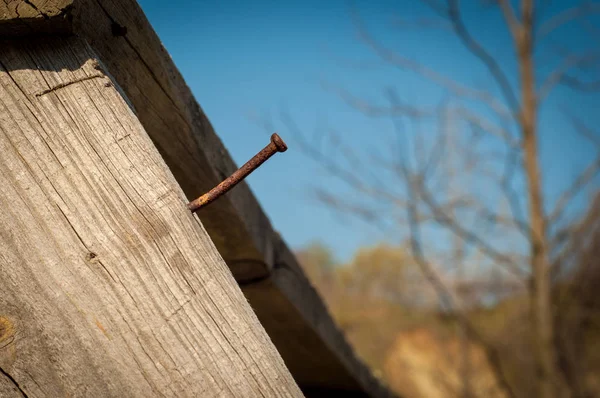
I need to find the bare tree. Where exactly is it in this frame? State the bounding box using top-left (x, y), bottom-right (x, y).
top-left (263, 1), bottom-right (600, 397)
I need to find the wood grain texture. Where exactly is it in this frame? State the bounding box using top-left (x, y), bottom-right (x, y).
top-left (0, 0), bottom-right (74, 36)
top-left (71, 0), bottom-right (274, 284)
top-left (0, 37), bottom-right (302, 397)
top-left (66, 3), bottom-right (394, 394)
top-left (0, 2), bottom-right (398, 396)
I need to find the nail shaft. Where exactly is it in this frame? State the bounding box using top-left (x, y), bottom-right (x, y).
top-left (188, 133), bottom-right (287, 212)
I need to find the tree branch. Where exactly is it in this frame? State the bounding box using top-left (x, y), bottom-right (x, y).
top-left (537, 1), bottom-right (600, 40)
top-left (455, 105), bottom-right (521, 148)
top-left (404, 164), bottom-right (517, 398)
top-left (350, 4), bottom-right (514, 121)
top-left (279, 111), bottom-right (407, 207)
top-left (415, 175), bottom-right (527, 278)
top-left (497, 0), bottom-right (521, 39)
top-left (559, 75), bottom-right (600, 93)
top-left (538, 52), bottom-right (600, 100)
top-left (446, 0), bottom-right (521, 116)
top-left (548, 156), bottom-right (600, 226)
top-left (321, 81), bottom-right (433, 118)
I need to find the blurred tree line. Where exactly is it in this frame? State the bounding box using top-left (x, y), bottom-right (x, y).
top-left (296, 193), bottom-right (599, 398)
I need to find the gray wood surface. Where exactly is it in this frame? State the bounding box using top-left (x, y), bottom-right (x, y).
top-left (1, 1), bottom-right (398, 396)
top-left (0, 37), bottom-right (302, 397)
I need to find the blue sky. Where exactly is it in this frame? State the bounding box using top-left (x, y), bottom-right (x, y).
top-left (137, 0), bottom-right (599, 263)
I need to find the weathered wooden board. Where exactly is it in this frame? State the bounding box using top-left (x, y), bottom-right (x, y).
top-left (0, 0), bottom-right (73, 36)
top-left (0, 37), bottom-right (302, 397)
top-left (0, 1), bottom-right (398, 396)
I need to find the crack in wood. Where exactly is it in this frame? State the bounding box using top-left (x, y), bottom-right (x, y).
top-left (0, 366), bottom-right (28, 398)
top-left (34, 74), bottom-right (105, 97)
top-left (21, 0), bottom-right (49, 20)
top-left (166, 298), bottom-right (192, 320)
top-left (91, 0), bottom-right (185, 119)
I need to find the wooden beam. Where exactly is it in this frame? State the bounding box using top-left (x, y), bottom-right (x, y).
top-left (0, 36), bottom-right (301, 397)
top-left (1, 2), bottom-right (397, 396)
top-left (0, 0), bottom-right (73, 36)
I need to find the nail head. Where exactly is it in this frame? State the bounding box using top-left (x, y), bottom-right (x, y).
top-left (271, 133), bottom-right (288, 153)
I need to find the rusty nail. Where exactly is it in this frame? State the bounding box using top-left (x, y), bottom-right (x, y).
top-left (188, 133), bottom-right (288, 212)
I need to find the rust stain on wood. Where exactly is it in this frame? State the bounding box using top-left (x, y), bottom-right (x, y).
top-left (0, 317), bottom-right (15, 349)
top-left (95, 319), bottom-right (110, 340)
top-left (0, 316), bottom-right (17, 367)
